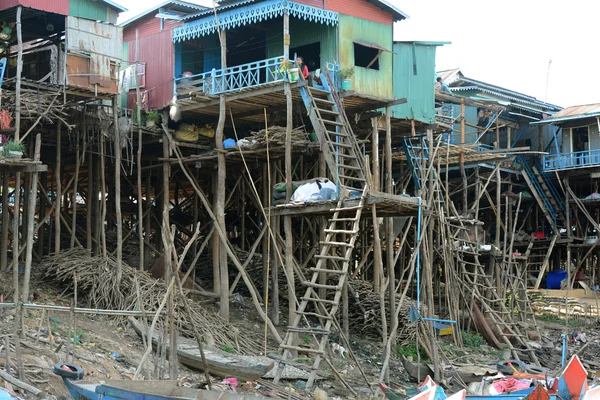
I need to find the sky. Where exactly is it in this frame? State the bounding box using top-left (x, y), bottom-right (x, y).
top-left (117, 0), bottom-right (599, 109)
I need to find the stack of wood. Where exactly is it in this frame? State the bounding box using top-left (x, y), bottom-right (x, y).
top-left (42, 249), bottom-right (265, 355)
top-left (0, 85), bottom-right (71, 128)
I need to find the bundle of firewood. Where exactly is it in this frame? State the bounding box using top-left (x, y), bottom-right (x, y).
top-left (42, 249), bottom-right (266, 354)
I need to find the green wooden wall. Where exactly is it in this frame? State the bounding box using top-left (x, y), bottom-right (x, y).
top-left (69, 0), bottom-right (117, 24)
top-left (391, 42), bottom-right (438, 124)
top-left (338, 15), bottom-right (392, 99)
top-left (266, 18), bottom-right (337, 67)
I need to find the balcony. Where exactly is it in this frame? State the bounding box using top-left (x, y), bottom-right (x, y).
top-left (175, 56), bottom-right (289, 98)
top-left (543, 149), bottom-right (600, 172)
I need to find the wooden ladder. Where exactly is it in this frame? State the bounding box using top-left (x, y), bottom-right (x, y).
top-left (273, 186), bottom-right (369, 387)
top-left (299, 73), bottom-right (366, 190)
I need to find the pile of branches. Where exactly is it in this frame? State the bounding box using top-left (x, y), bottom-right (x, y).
top-left (0, 84), bottom-right (72, 128)
top-left (237, 126), bottom-right (313, 154)
top-left (347, 280), bottom-right (426, 345)
top-left (42, 249), bottom-right (265, 354)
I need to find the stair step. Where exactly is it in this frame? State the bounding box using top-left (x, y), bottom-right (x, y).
top-left (330, 217), bottom-right (358, 222)
top-left (280, 345), bottom-right (325, 354)
top-left (314, 255), bottom-right (348, 261)
top-left (325, 130), bottom-right (350, 137)
top-left (286, 327), bottom-right (331, 335)
top-left (321, 119), bottom-right (345, 127)
top-left (302, 282), bottom-right (340, 291)
top-left (320, 241), bottom-right (354, 247)
top-left (309, 267), bottom-right (347, 274)
top-left (301, 296), bottom-right (339, 305)
top-left (338, 164), bottom-right (363, 171)
top-left (331, 205), bottom-right (363, 212)
top-left (316, 108), bottom-right (339, 116)
top-left (339, 174), bottom-right (366, 182)
top-left (309, 87), bottom-right (331, 95)
top-left (313, 97), bottom-right (334, 105)
top-left (324, 228), bottom-right (358, 234)
top-left (297, 310), bottom-right (333, 320)
top-left (327, 142), bottom-right (353, 149)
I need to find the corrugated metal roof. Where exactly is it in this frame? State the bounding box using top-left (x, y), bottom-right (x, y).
top-left (184, 0), bottom-right (407, 21)
top-left (365, 0), bottom-right (408, 21)
top-left (99, 0), bottom-right (127, 12)
top-left (182, 0), bottom-right (255, 20)
top-left (121, 0), bottom-right (207, 27)
top-left (532, 104), bottom-right (600, 125)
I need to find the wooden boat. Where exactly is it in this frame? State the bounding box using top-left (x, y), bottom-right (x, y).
top-left (129, 317), bottom-right (274, 381)
top-left (54, 363), bottom-right (271, 400)
top-left (400, 355), bottom-right (494, 384)
top-left (399, 355), bottom-right (434, 382)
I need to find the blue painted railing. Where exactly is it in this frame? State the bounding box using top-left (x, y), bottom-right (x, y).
top-left (175, 56), bottom-right (288, 96)
top-left (543, 149), bottom-right (600, 172)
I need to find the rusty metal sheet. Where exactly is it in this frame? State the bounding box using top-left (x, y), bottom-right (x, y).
top-left (66, 16), bottom-right (122, 89)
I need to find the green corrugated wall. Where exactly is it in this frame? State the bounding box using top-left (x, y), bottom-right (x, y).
top-left (391, 42), bottom-right (437, 124)
top-left (338, 15), bottom-right (392, 99)
top-left (69, 0), bottom-right (116, 24)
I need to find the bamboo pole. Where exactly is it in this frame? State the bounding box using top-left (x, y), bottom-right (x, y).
top-left (211, 169), bottom-right (220, 295)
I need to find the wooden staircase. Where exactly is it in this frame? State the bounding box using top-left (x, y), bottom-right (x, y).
top-left (299, 73), bottom-right (366, 190)
top-left (272, 74), bottom-right (368, 388)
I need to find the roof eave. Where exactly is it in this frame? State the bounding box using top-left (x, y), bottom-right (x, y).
top-left (365, 0), bottom-right (409, 21)
top-left (531, 113), bottom-right (600, 125)
top-left (101, 0), bottom-right (128, 13)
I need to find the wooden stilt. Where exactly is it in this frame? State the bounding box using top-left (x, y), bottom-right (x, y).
top-left (86, 141), bottom-right (93, 253)
top-left (211, 169), bottom-right (220, 295)
top-left (216, 29), bottom-right (229, 321)
top-left (100, 131), bottom-right (107, 258)
top-left (114, 99), bottom-right (123, 284)
top-left (136, 29), bottom-right (144, 270)
top-left (22, 134), bottom-right (41, 306)
top-left (371, 117), bottom-right (381, 292)
top-left (385, 107), bottom-right (396, 354)
top-left (71, 131), bottom-right (80, 248)
top-left (55, 123), bottom-right (62, 254)
top-left (1, 172), bottom-right (9, 270)
top-left (283, 10), bottom-right (296, 350)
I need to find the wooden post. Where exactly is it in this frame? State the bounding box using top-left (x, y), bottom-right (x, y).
top-left (71, 131), bottom-right (80, 248)
top-left (211, 169), bottom-right (220, 295)
top-left (114, 99), bottom-right (123, 284)
top-left (100, 131), bottom-right (107, 257)
top-left (262, 163), bottom-right (269, 299)
top-left (86, 141), bottom-right (93, 253)
top-left (145, 171), bottom-right (152, 264)
top-left (318, 153), bottom-right (327, 300)
top-left (135, 28), bottom-right (145, 270)
top-left (371, 117), bottom-right (380, 292)
top-left (272, 163), bottom-right (280, 326)
top-left (507, 127), bottom-right (512, 149)
top-left (216, 29), bottom-right (229, 320)
top-left (55, 123), bottom-right (61, 255)
top-left (12, 173), bottom-right (20, 273)
top-left (22, 134), bottom-right (41, 305)
top-left (385, 107), bottom-right (396, 352)
top-left (161, 133), bottom-right (176, 378)
top-left (1, 172), bottom-right (9, 270)
top-left (240, 180), bottom-right (245, 251)
top-left (460, 99), bottom-right (467, 215)
top-left (14, 6), bottom-right (22, 137)
top-left (283, 10), bottom-right (296, 347)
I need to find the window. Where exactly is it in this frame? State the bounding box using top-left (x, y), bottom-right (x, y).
top-left (127, 63), bottom-right (146, 91)
top-left (354, 42), bottom-right (380, 70)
